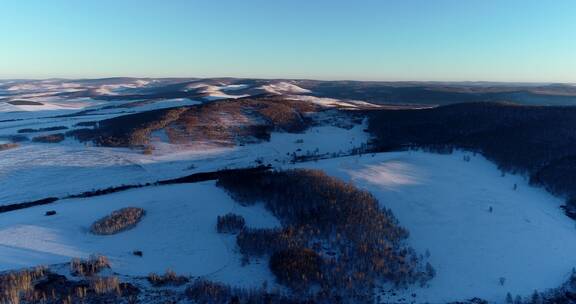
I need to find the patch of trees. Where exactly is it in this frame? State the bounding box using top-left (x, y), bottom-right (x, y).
top-left (164, 97), bottom-right (317, 147)
top-left (0, 143), bottom-right (18, 151)
top-left (503, 269), bottom-right (576, 304)
top-left (216, 213), bottom-right (246, 234)
top-left (269, 248), bottom-right (322, 288)
top-left (7, 100), bottom-right (44, 106)
top-left (0, 264), bottom-right (138, 304)
top-left (67, 107), bottom-right (187, 147)
top-left (66, 96), bottom-right (319, 149)
top-left (32, 133), bottom-right (65, 143)
top-left (70, 255), bottom-right (110, 277)
top-left (68, 184), bottom-right (147, 199)
top-left (365, 102), bottom-right (576, 213)
top-left (147, 270), bottom-right (189, 287)
top-left (90, 207), bottom-right (145, 235)
top-left (0, 197), bottom-right (58, 214)
top-left (0, 266), bottom-right (46, 304)
top-left (217, 169), bottom-right (433, 302)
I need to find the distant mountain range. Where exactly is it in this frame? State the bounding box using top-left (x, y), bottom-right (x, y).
top-left (2, 77), bottom-right (576, 106)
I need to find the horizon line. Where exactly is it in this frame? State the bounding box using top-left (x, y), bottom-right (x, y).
top-left (0, 76), bottom-right (573, 85)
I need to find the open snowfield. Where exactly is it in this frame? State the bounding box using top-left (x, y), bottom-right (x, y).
top-left (0, 181), bottom-right (279, 287)
top-left (0, 120), bottom-right (368, 204)
top-left (292, 151), bottom-right (576, 303)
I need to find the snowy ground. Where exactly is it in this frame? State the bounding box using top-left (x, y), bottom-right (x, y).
top-left (291, 151), bottom-right (576, 303)
top-left (0, 181), bottom-right (279, 288)
top-left (0, 122), bottom-right (368, 204)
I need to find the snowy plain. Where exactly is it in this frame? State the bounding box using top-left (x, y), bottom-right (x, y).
top-left (0, 181), bottom-right (280, 288)
top-left (292, 151), bottom-right (576, 303)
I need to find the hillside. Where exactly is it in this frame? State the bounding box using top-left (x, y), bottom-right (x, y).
top-left (366, 102), bottom-right (576, 213)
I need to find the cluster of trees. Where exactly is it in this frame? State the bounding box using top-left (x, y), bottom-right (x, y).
top-left (502, 270), bottom-right (576, 304)
top-left (0, 142), bottom-right (18, 151)
top-left (70, 255), bottom-right (110, 277)
top-left (90, 207), bottom-right (145, 235)
top-left (366, 102), bottom-right (576, 214)
top-left (67, 96), bottom-right (319, 150)
top-left (0, 264), bottom-right (138, 304)
top-left (166, 97), bottom-right (317, 147)
top-left (216, 213), bottom-right (246, 234)
top-left (0, 266), bottom-right (46, 304)
top-left (269, 248), bottom-right (322, 288)
top-left (237, 227), bottom-right (305, 257)
top-left (147, 269), bottom-right (189, 287)
top-left (67, 107), bottom-right (187, 147)
top-left (217, 169), bottom-right (433, 302)
top-left (289, 143), bottom-right (372, 164)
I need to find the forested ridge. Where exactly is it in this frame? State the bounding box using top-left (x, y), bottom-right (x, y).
top-left (366, 102), bottom-right (576, 215)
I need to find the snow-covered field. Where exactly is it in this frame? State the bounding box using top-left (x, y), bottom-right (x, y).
top-left (293, 151), bottom-right (576, 303)
top-left (0, 182), bottom-right (279, 287)
top-left (2, 149), bottom-right (575, 302)
top-left (0, 122), bottom-right (368, 203)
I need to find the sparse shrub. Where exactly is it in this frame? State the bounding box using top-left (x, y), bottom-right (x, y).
top-left (90, 276), bottom-right (120, 295)
top-left (216, 213), bottom-right (245, 234)
top-left (147, 270), bottom-right (188, 287)
top-left (90, 207), bottom-right (145, 235)
top-left (70, 255), bottom-right (110, 277)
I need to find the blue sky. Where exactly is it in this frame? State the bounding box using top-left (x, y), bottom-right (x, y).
top-left (0, 0), bottom-right (575, 82)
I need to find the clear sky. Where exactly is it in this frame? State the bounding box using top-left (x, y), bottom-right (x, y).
top-left (0, 0), bottom-right (575, 82)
